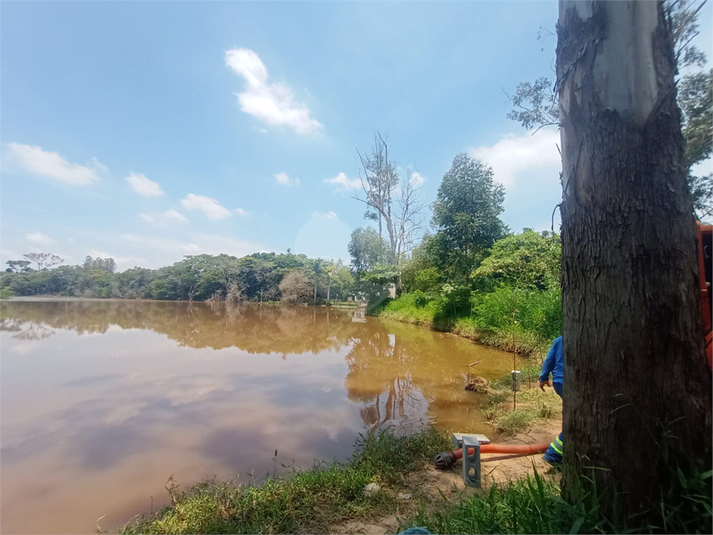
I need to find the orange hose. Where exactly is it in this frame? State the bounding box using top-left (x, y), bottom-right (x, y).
top-left (454, 443), bottom-right (550, 459)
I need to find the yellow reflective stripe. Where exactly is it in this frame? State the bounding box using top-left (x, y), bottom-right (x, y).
top-left (550, 442), bottom-right (563, 455)
top-left (555, 437), bottom-right (564, 446)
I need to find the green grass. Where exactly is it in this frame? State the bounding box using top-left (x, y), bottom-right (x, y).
top-left (372, 286), bottom-right (560, 358)
top-left (120, 428), bottom-right (451, 535)
top-left (120, 425), bottom-right (711, 535)
top-left (400, 468), bottom-right (713, 534)
top-left (480, 371), bottom-right (562, 434)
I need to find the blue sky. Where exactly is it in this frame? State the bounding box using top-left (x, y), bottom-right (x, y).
top-left (2, 1), bottom-right (711, 270)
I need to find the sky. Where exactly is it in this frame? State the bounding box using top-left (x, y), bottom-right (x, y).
top-left (2, 1), bottom-right (711, 271)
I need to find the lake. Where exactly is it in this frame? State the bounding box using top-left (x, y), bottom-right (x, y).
top-left (0, 299), bottom-right (520, 534)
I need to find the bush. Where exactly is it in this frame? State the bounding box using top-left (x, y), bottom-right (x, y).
top-left (438, 284), bottom-right (471, 317)
top-left (472, 286), bottom-right (561, 343)
top-left (413, 267), bottom-right (441, 293)
top-left (471, 230), bottom-right (561, 291)
top-left (0, 287), bottom-right (14, 299)
top-left (412, 290), bottom-right (430, 308)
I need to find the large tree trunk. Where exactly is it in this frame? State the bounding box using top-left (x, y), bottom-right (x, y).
top-left (557, 0), bottom-right (711, 524)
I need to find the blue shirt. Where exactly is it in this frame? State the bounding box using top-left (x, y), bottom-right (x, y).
top-left (539, 336), bottom-right (564, 384)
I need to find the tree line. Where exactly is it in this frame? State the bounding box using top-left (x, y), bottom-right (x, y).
top-left (1, 252), bottom-right (359, 304)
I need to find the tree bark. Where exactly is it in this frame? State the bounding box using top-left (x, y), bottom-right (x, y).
top-left (557, 0), bottom-right (711, 524)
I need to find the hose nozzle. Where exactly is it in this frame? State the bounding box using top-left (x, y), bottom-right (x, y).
top-left (434, 451), bottom-right (456, 469)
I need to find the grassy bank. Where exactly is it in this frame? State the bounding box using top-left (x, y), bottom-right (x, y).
top-left (370, 286), bottom-right (560, 358)
top-left (120, 428), bottom-right (451, 534)
top-left (401, 468), bottom-right (712, 534)
top-left (120, 425), bottom-right (711, 535)
top-left (479, 370), bottom-right (562, 435)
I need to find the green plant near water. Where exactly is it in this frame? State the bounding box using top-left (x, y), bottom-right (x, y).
top-left (401, 468), bottom-right (712, 534)
top-left (121, 428), bottom-right (451, 535)
top-left (0, 287), bottom-right (14, 299)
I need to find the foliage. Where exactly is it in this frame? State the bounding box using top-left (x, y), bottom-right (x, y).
top-left (679, 69), bottom-right (713, 219)
top-left (0, 287), bottom-right (14, 299)
top-left (83, 255), bottom-right (117, 273)
top-left (431, 153), bottom-right (507, 282)
top-left (5, 260), bottom-right (32, 273)
top-left (402, 468), bottom-right (712, 534)
top-left (506, 76), bottom-right (559, 129)
top-left (1, 251), bottom-right (355, 304)
top-left (472, 230), bottom-right (561, 291)
top-left (413, 267), bottom-right (441, 293)
top-left (680, 69), bottom-right (713, 167)
top-left (359, 262), bottom-right (400, 285)
top-left (278, 269), bottom-right (314, 304)
top-left (506, 1), bottom-right (713, 219)
top-left (348, 227), bottom-right (389, 275)
top-left (23, 252), bottom-right (64, 271)
top-left (353, 133), bottom-right (426, 262)
top-left (472, 286), bottom-right (561, 342)
top-left (400, 236), bottom-right (439, 292)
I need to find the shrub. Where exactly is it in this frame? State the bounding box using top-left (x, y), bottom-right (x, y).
top-left (412, 290), bottom-right (430, 308)
top-left (0, 287), bottom-right (14, 299)
top-left (413, 267), bottom-right (441, 293)
top-left (472, 286), bottom-right (561, 343)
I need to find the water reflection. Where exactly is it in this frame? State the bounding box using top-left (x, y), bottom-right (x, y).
top-left (0, 300), bottom-right (518, 534)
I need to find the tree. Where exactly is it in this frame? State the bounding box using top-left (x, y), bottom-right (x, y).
top-left (83, 256), bottom-right (117, 273)
top-left (348, 227), bottom-right (389, 275)
top-left (328, 261), bottom-right (355, 301)
top-left (472, 230), bottom-right (561, 291)
top-left (679, 69), bottom-right (713, 219)
top-left (431, 154), bottom-right (507, 282)
top-left (310, 259), bottom-right (326, 305)
top-left (556, 0), bottom-right (711, 524)
top-left (354, 133), bottom-right (426, 263)
top-left (23, 252), bottom-right (64, 271)
top-left (507, 0), bottom-right (712, 217)
top-left (6, 260), bottom-right (32, 273)
top-left (279, 269), bottom-right (312, 304)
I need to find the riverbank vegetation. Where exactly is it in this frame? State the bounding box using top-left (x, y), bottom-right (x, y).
top-left (481, 367), bottom-right (562, 435)
top-left (120, 428), bottom-right (451, 535)
top-left (371, 227), bottom-right (562, 357)
top-left (1, 252), bottom-right (360, 304)
top-left (120, 427), bottom-right (711, 535)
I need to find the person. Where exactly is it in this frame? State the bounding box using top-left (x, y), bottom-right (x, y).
top-left (539, 336), bottom-right (564, 464)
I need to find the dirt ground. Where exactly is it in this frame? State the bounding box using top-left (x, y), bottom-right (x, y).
top-left (330, 418), bottom-right (563, 535)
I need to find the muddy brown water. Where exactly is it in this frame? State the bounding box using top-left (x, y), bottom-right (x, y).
top-left (0, 299), bottom-right (521, 534)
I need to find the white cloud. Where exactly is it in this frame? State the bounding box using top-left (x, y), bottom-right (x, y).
top-left (25, 232), bottom-right (57, 246)
top-left (8, 143), bottom-right (99, 185)
top-left (181, 194), bottom-right (232, 220)
top-left (409, 171), bottom-right (426, 188)
top-left (311, 211), bottom-right (338, 219)
top-left (139, 210), bottom-right (189, 227)
top-left (126, 172), bottom-right (164, 197)
top-left (470, 129), bottom-right (563, 234)
top-left (275, 172), bottom-right (300, 187)
top-left (234, 208), bottom-right (250, 216)
top-left (89, 157), bottom-right (109, 174)
top-left (121, 234), bottom-right (201, 254)
top-left (469, 129), bottom-right (561, 189)
top-left (120, 233), bottom-right (263, 260)
top-left (324, 172), bottom-right (361, 192)
top-left (225, 48), bottom-right (323, 134)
